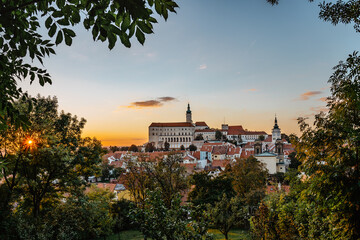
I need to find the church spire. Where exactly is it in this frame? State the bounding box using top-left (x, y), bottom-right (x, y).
top-left (273, 114), bottom-right (279, 129)
top-left (186, 103), bottom-right (192, 123)
top-left (272, 114), bottom-right (281, 143)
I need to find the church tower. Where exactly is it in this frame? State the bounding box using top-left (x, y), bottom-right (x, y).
top-left (272, 115), bottom-right (281, 143)
top-left (186, 103), bottom-right (192, 123)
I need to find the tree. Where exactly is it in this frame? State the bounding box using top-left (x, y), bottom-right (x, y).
top-left (164, 141), bottom-right (170, 151)
top-left (258, 135), bottom-right (265, 141)
top-left (292, 52), bottom-right (360, 239)
top-left (288, 151), bottom-right (301, 170)
top-left (268, 0), bottom-right (360, 34)
top-left (189, 144), bottom-right (197, 151)
top-left (225, 156), bottom-right (268, 207)
top-left (189, 172), bottom-right (235, 206)
top-left (180, 145), bottom-right (185, 150)
top-left (131, 189), bottom-right (213, 240)
top-left (100, 159), bottom-right (114, 182)
top-left (124, 153), bottom-right (188, 208)
top-left (0, 96), bottom-right (104, 238)
top-left (111, 199), bottom-right (136, 233)
top-left (215, 130), bottom-right (222, 141)
top-left (195, 134), bottom-right (204, 140)
top-left (129, 144), bottom-right (139, 152)
top-left (0, 96), bottom-right (103, 219)
top-left (0, 0), bottom-right (178, 130)
top-left (145, 142), bottom-right (155, 152)
top-left (109, 146), bottom-right (120, 153)
top-left (208, 194), bottom-right (247, 240)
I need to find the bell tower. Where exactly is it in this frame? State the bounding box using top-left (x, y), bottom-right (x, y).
top-left (186, 103), bottom-right (192, 123)
top-left (272, 115), bottom-right (281, 143)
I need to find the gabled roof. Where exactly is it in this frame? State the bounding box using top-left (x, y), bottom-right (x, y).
top-left (227, 125), bottom-right (267, 136)
top-left (227, 125), bottom-right (245, 135)
top-left (195, 121), bottom-right (208, 127)
top-left (149, 122), bottom-right (194, 127)
top-left (211, 159), bottom-right (231, 169)
top-left (212, 146), bottom-right (228, 155)
top-left (227, 147), bottom-right (241, 155)
top-left (191, 151), bottom-right (201, 160)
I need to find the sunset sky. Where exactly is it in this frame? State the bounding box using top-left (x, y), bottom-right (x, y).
top-left (21, 0), bottom-right (359, 146)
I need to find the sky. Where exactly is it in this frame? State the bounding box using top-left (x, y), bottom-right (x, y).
top-left (21, 0), bottom-right (359, 146)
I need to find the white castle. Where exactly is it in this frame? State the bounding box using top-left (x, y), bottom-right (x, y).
top-left (148, 104), bottom-right (281, 149)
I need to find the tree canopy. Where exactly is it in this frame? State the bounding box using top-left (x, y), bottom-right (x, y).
top-left (0, 0), bottom-right (178, 130)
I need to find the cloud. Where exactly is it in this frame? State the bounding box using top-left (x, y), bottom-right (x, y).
top-left (244, 88), bottom-right (258, 92)
top-left (199, 64), bottom-right (207, 70)
top-left (127, 100), bottom-right (162, 109)
top-left (318, 97), bottom-right (328, 102)
top-left (299, 91), bottom-right (322, 100)
top-left (120, 96), bottom-right (177, 109)
top-left (310, 106), bottom-right (328, 113)
top-left (158, 96), bottom-right (176, 102)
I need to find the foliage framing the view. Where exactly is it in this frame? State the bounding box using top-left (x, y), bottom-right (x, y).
top-left (0, 0), bottom-right (178, 129)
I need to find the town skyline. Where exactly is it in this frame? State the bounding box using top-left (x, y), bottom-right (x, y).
top-left (19, 0), bottom-right (359, 146)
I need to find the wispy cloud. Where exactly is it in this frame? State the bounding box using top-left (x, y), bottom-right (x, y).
top-left (298, 91), bottom-right (322, 101)
top-left (120, 97), bottom-right (177, 110)
top-left (318, 97), bottom-right (328, 102)
top-left (158, 96), bottom-right (176, 102)
top-left (244, 88), bottom-right (258, 92)
top-left (310, 106), bottom-right (328, 113)
top-left (199, 64), bottom-right (207, 70)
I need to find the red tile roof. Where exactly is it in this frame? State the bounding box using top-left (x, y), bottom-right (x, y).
top-left (212, 159), bottom-right (231, 168)
top-left (264, 135), bottom-right (272, 142)
top-left (149, 122), bottom-right (194, 127)
top-left (227, 147), bottom-right (241, 155)
top-left (195, 121), bottom-right (208, 127)
top-left (227, 125), bottom-right (245, 135)
top-left (240, 149), bottom-right (254, 158)
top-left (212, 146), bottom-right (228, 155)
top-left (227, 125), bottom-right (267, 136)
top-left (110, 161), bottom-right (124, 168)
top-left (191, 151), bottom-right (201, 160)
top-left (180, 163), bottom-right (197, 174)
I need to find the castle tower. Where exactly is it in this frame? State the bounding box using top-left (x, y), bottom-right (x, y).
top-left (254, 141), bottom-right (263, 155)
top-left (275, 139), bottom-right (284, 155)
top-left (272, 115), bottom-right (281, 143)
top-left (186, 103), bottom-right (192, 123)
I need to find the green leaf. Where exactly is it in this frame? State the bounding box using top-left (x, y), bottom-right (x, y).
top-left (137, 21), bottom-right (153, 34)
top-left (39, 75), bottom-right (45, 86)
top-left (155, 0), bottom-right (162, 15)
top-left (57, 18), bottom-right (70, 26)
top-left (55, 30), bottom-right (63, 45)
top-left (63, 28), bottom-right (76, 37)
top-left (56, 0), bottom-right (65, 8)
top-left (120, 33), bottom-right (131, 48)
top-left (108, 33), bottom-right (117, 50)
top-left (135, 28), bottom-right (145, 45)
top-left (52, 11), bottom-right (63, 18)
top-left (162, 5), bottom-right (168, 20)
top-left (148, 0), bottom-right (154, 6)
top-left (121, 13), bottom-right (131, 31)
top-left (129, 22), bottom-right (136, 38)
top-left (48, 24), bottom-right (57, 37)
top-left (45, 16), bottom-right (53, 29)
top-left (92, 25), bottom-right (99, 40)
top-left (72, 11), bottom-right (81, 24)
top-left (64, 34), bottom-right (72, 46)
